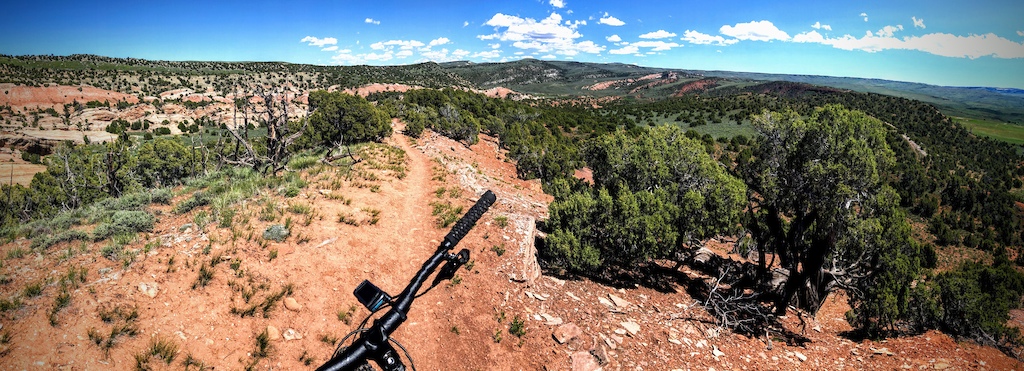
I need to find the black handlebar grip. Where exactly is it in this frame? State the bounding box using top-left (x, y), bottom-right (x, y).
top-left (441, 190), bottom-right (496, 250)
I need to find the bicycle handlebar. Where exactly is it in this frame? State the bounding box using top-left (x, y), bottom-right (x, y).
top-left (442, 190), bottom-right (496, 250)
top-left (317, 190), bottom-right (497, 371)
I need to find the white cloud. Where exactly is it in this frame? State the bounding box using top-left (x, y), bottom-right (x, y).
top-left (365, 18), bottom-right (380, 25)
top-left (639, 30), bottom-right (677, 39)
top-left (396, 50), bottom-right (414, 58)
top-left (1018, 30), bottom-right (1024, 37)
top-left (793, 30), bottom-right (826, 43)
top-left (473, 50), bottom-right (502, 59)
top-left (363, 52), bottom-right (393, 61)
top-left (489, 43), bottom-right (501, 49)
top-left (860, 12), bottom-right (868, 22)
top-left (550, 0), bottom-right (565, 8)
top-left (453, 49), bottom-right (471, 58)
top-left (811, 22), bottom-right (832, 31)
top-left (420, 48), bottom-right (450, 61)
top-left (371, 40), bottom-right (425, 51)
top-left (321, 45), bottom-right (339, 52)
top-left (541, 54), bottom-right (558, 59)
top-left (609, 45), bottom-right (640, 55)
top-left (634, 40), bottom-right (681, 51)
top-left (876, 24), bottom-right (904, 38)
top-left (428, 37), bottom-right (451, 47)
top-left (599, 13), bottom-right (625, 26)
top-left (606, 34), bottom-right (621, 42)
top-left (301, 36), bottom-right (338, 47)
top-left (912, 16), bottom-right (925, 29)
top-left (463, 21), bottom-right (470, 27)
top-left (720, 20), bottom-right (790, 42)
top-left (681, 30), bottom-right (739, 46)
top-left (797, 31), bottom-right (1024, 59)
top-left (479, 12), bottom-right (604, 55)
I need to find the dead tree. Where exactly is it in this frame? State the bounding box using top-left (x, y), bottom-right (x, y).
top-left (222, 85), bottom-right (309, 175)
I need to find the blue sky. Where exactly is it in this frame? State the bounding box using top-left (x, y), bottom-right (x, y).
top-left (2, 0), bottom-right (1023, 88)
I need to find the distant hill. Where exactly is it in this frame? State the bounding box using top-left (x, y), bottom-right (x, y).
top-left (2, 54), bottom-right (1021, 123)
top-left (437, 59), bottom-right (1024, 124)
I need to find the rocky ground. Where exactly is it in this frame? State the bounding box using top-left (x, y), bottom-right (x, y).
top-left (0, 86), bottom-right (1021, 370)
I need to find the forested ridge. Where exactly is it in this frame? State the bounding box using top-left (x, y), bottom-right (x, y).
top-left (2, 55), bottom-right (1023, 358)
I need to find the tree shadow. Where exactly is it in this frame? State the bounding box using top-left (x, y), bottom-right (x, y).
top-left (536, 236), bottom-right (812, 346)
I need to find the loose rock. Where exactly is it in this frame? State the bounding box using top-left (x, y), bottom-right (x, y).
top-left (620, 321), bottom-right (640, 336)
top-left (138, 282), bottom-right (158, 298)
top-left (267, 326), bottom-right (280, 341)
top-left (284, 297), bottom-right (302, 311)
top-left (570, 351), bottom-right (603, 371)
top-left (283, 328), bottom-right (302, 341)
top-left (554, 323), bottom-right (583, 344)
top-left (794, 351), bottom-right (807, 362)
top-left (608, 294), bottom-right (631, 308)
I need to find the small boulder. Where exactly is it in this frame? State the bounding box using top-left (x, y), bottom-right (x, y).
top-left (266, 326), bottom-right (280, 341)
top-left (553, 323), bottom-right (583, 344)
top-left (570, 351), bottom-right (602, 371)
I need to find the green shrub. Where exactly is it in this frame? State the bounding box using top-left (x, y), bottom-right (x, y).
top-left (93, 211), bottom-right (154, 241)
top-left (31, 229), bottom-right (89, 250)
top-left (287, 154), bottom-right (319, 170)
top-left (149, 188), bottom-right (173, 204)
top-left (174, 191), bottom-right (210, 214)
top-left (262, 225), bottom-right (289, 242)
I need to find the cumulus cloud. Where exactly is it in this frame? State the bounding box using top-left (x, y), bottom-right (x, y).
top-left (599, 13), bottom-right (625, 26)
top-left (428, 37), bottom-right (450, 47)
top-left (720, 20), bottom-right (790, 42)
top-left (681, 30), bottom-right (739, 46)
top-left (370, 40), bottom-right (425, 51)
top-left (792, 30), bottom-right (826, 43)
top-left (812, 22), bottom-right (832, 31)
top-left (876, 24), bottom-right (904, 38)
top-left (634, 41), bottom-right (681, 51)
top-left (541, 54), bottom-right (558, 59)
top-left (479, 12), bottom-right (604, 55)
top-left (463, 21), bottom-right (470, 27)
top-left (321, 45), bottom-right (339, 52)
top-left (550, 0), bottom-right (565, 8)
top-left (1019, 30), bottom-right (1024, 37)
top-left (794, 31), bottom-right (1024, 59)
top-left (396, 50), bottom-right (413, 58)
top-left (365, 18), bottom-right (380, 25)
top-left (912, 16), bottom-right (925, 29)
top-left (606, 34), bottom-right (621, 42)
top-left (860, 12), bottom-right (868, 22)
top-left (639, 30), bottom-right (677, 39)
top-left (473, 50), bottom-right (502, 59)
top-left (609, 45), bottom-right (640, 55)
top-left (301, 36), bottom-right (338, 47)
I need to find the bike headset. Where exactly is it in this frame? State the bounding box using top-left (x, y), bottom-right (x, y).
top-left (317, 190), bottom-right (497, 371)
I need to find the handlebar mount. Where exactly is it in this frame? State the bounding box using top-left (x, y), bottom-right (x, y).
top-left (317, 190), bottom-right (496, 371)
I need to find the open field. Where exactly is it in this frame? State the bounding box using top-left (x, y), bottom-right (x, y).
top-left (955, 116), bottom-right (1024, 145)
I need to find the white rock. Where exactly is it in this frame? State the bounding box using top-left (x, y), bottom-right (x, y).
top-left (620, 321), bottom-right (640, 335)
top-left (712, 345), bottom-right (725, 358)
top-left (608, 294), bottom-right (631, 308)
top-left (794, 351), bottom-right (807, 362)
top-left (282, 328), bottom-right (302, 341)
top-left (138, 282), bottom-right (158, 298)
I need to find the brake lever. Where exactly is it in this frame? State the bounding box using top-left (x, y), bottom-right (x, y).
top-left (432, 249), bottom-right (470, 286)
